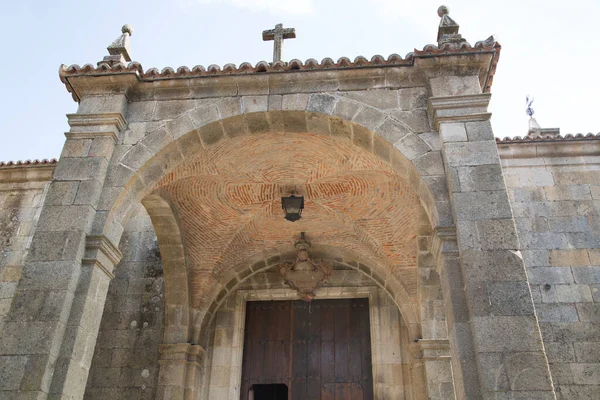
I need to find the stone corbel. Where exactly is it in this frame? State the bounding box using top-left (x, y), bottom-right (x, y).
top-left (82, 235), bottom-right (123, 279)
top-left (428, 93), bottom-right (492, 130)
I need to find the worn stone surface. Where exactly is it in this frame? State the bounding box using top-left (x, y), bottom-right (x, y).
top-left (502, 141), bottom-right (600, 399)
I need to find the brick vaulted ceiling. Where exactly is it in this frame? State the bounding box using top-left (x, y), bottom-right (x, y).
top-left (154, 132), bottom-right (420, 309)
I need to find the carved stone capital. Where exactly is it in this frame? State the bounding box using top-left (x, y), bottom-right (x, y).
top-left (82, 235), bottom-right (122, 279)
top-left (431, 226), bottom-right (458, 264)
top-left (65, 113), bottom-right (127, 143)
top-left (428, 93), bottom-right (492, 130)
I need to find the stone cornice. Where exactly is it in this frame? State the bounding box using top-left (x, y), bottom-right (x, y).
top-left (498, 137), bottom-right (600, 160)
top-left (428, 93), bottom-right (492, 130)
top-left (59, 42), bottom-right (499, 102)
top-left (82, 235), bottom-right (123, 279)
top-left (67, 113), bottom-right (127, 131)
top-left (0, 162), bottom-right (56, 183)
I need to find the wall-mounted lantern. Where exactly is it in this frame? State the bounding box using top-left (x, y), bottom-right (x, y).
top-left (281, 194), bottom-right (304, 222)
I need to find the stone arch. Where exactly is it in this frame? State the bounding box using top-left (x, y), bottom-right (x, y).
top-left (192, 244), bottom-right (421, 346)
top-left (140, 191), bottom-right (191, 343)
top-left (103, 110), bottom-right (450, 245)
top-left (100, 110), bottom-right (452, 353)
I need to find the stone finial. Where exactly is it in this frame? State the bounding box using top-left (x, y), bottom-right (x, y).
top-left (436, 5), bottom-right (466, 47)
top-left (98, 24), bottom-right (134, 66)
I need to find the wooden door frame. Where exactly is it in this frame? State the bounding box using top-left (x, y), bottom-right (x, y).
top-left (205, 286), bottom-right (416, 399)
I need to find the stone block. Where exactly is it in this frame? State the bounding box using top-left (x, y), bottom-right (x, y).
top-left (552, 322), bottom-right (600, 343)
top-left (439, 122), bottom-right (467, 142)
top-left (574, 342), bottom-right (600, 363)
top-left (390, 110), bottom-right (429, 133)
top-left (394, 133), bottom-right (430, 161)
top-left (457, 219), bottom-right (519, 251)
top-left (505, 352), bottom-right (553, 390)
top-left (571, 363), bottom-right (600, 385)
top-left (541, 284), bottom-right (593, 303)
top-left (0, 355), bottom-right (27, 390)
top-left (544, 185), bottom-right (592, 201)
top-left (576, 303), bottom-right (600, 323)
top-left (545, 342), bottom-right (576, 363)
top-left (267, 95), bottom-right (282, 111)
top-left (429, 75), bottom-right (481, 97)
top-left (374, 117), bottom-right (410, 144)
top-left (241, 96), bottom-right (268, 113)
top-left (420, 131), bottom-right (441, 151)
top-left (549, 216), bottom-right (592, 233)
top-left (520, 232), bottom-right (568, 250)
top-left (77, 94), bottom-right (127, 115)
top-left (165, 113), bottom-right (195, 140)
top-left (453, 191), bottom-right (513, 221)
top-left (352, 107), bottom-right (385, 131)
top-left (60, 139), bottom-right (92, 158)
top-left (527, 267), bottom-right (573, 284)
top-left (536, 304), bottom-right (579, 322)
top-left (443, 141), bottom-right (499, 167)
top-left (53, 157), bottom-right (109, 182)
top-left (461, 249), bottom-right (528, 282)
top-left (126, 101), bottom-right (156, 123)
top-left (44, 182), bottom-right (79, 206)
top-left (472, 316), bottom-right (542, 352)
top-left (572, 267), bottom-right (600, 283)
top-left (153, 100), bottom-right (196, 120)
top-left (281, 93), bottom-right (309, 111)
top-left (216, 97), bottom-right (242, 119)
top-left (455, 164), bottom-right (506, 192)
top-left (399, 87), bottom-right (427, 110)
top-left (549, 249), bottom-right (590, 267)
top-left (465, 121), bottom-right (494, 141)
top-left (343, 89), bottom-right (399, 110)
top-left (413, 152), bottom-right (444, 176)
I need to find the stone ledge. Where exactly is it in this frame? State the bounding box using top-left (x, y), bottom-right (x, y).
top-left (81, 235), bottom-right (123, 279)
top-left (428, 93), bottom-right (492, 130)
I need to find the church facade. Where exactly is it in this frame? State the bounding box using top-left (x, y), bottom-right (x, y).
top-left (0, 7), bottom-right (599, 400)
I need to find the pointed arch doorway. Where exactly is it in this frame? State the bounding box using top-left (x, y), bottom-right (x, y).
top-left (241, 298), bottom-right (374, 400)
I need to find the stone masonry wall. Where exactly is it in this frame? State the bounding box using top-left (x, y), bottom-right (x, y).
top-left (0, 168), bottom-right (50, 334)
top-left (501, 141), bottom-right (600, 400)
top-left (84, 204), bottom-right (165, 399)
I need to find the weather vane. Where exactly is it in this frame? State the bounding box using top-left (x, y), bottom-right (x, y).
top-left (526, 95), bottom-right (535, 117)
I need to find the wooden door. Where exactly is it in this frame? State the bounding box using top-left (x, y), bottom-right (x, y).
top-left (241, 299), bottom-right (373, 400)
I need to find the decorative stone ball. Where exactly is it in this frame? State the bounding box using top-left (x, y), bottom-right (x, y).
top-left (297, 249), bottom-right (309, 261)
top-left (122, 24), bottom-right (134, 36)
top-left (437, 5), bottom-right (449, 17)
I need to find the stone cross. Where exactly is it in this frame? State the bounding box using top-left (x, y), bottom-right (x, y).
top-left (262, 23), bottom-right (296, 62)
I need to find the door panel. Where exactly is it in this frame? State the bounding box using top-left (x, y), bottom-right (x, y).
top-left (241, 299), bottom-right (373, 400)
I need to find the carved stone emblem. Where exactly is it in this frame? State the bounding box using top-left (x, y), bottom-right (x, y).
top-left (279, 233), bottom-right (332, 302)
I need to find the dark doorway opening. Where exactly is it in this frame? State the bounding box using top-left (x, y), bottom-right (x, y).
top-left (249, 384), bottom-right (288, 400)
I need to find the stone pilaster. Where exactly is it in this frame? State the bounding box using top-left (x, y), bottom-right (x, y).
top-left (430, 87), bottom-right (556, 399)
top-left (0, 94), bottom-right (127, 399)
top-left (156, 343), bottom-right (205, 400)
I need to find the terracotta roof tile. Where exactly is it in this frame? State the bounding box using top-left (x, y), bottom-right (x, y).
top-left (496, 133), bottom-right (600, 144)
top-left (59, 39), bottom-right (501, 92)
top-left (0, 158), bottom-right (58, 167)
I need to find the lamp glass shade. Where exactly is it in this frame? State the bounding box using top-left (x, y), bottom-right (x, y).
top-left (281, 195), bottom-right (304, 222)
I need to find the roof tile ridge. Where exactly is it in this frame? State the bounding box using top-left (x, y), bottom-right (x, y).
top-left (0, 158), bottom-right (58, 167)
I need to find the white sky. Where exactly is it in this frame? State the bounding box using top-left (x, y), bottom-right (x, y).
top-left (1, 0), bottom-right (598, 161)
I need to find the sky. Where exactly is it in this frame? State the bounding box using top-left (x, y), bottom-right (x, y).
top-left (1, 0), bottom-right (598, 162)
